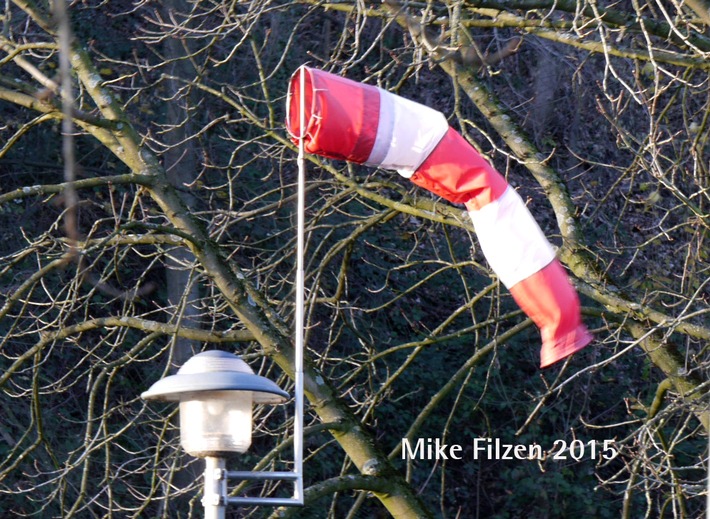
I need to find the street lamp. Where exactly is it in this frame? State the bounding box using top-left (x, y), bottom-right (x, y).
top-left (142, 350), bottom-right (302, 517)
top-left (143, 66), bottom-right (311, 517)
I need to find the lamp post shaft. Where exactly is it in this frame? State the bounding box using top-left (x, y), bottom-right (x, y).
top-left (203, 456), bottom-right (227, 519)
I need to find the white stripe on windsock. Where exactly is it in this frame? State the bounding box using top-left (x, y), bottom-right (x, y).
top-left (367, 89), bottom-right (449, 177)
top-left (468, 186), bottom-right (556, 288)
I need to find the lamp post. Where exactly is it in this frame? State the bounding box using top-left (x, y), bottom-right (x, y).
top-left (143, 66), bottom-right (310, 517)
top-left (141, 350), bottom-right (300, 518)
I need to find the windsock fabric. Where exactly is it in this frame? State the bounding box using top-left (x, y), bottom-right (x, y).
top-left (286, 66), bottom-right (592, 367)
top-left (287, 66), bottom-right (449, 174)
top-left (508, 260), bottom-right (593, 368)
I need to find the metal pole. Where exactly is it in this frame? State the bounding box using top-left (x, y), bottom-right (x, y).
top-left (293, 65), bottom-right (306, 504)
top-left (205, 66), bottom-right (307, 512)
top-left (203, 456), bottom-right (227, 519)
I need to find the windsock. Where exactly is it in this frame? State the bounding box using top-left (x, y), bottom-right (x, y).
top-left (286, 66), bottom-right (592, 368)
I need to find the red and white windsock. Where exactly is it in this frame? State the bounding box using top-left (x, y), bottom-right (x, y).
top-left (286, 66), bottom-right (592, 368)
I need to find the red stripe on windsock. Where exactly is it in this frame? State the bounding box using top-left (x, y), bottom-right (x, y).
top-left (410, 128), bottom-right (508, 207)
top-left (508, 259), bottom-right (593, 367)
top-left (287, 67), bottom-right (380, 163)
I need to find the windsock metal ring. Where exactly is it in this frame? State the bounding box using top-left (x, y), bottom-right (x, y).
top-left (286, 66), bottom-right (592, 368)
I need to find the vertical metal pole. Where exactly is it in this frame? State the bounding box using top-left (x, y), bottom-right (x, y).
top-left (293, 66), bottom-right (306, 503)
top-left (203, 456), bottom-right (227, 519)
